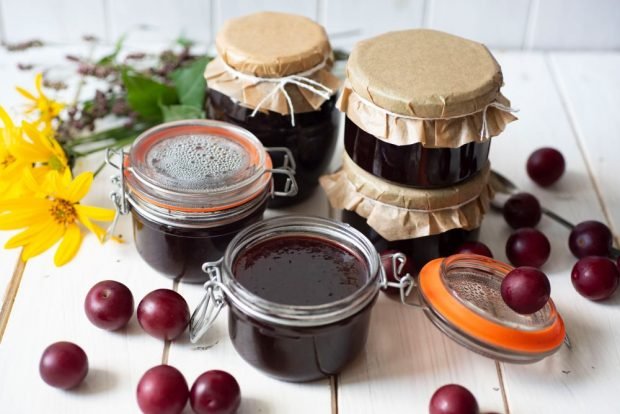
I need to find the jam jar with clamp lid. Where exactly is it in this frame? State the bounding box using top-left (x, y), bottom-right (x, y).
top-left (106, 119), bottom-right (298, 283)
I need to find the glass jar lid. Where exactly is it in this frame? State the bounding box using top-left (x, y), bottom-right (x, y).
top-left (125, 120), bottom-right (272, 212)
top-left (417, 255), bottom-right (566, 363)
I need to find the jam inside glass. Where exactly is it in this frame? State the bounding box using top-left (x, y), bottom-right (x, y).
top-left (207, 90), bottom-right (339, 206)
top-left (344, 118), bottom-right (491, 188)
top-left (194, 216), bottom-right (381, 382)
top-left (233, 236), bottom-right (367, 305)
top-left (132, 193), bottom-right (268, 283)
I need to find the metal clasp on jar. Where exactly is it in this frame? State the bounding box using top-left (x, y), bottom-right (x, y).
top-left (189, 259), bottom-right (229, 343)
top-left (103, 147), bottom-right (130, 241)
top-left (379, 252), bottom-right (428, 310)
top-left (265, 147), bottom-right (298, 198)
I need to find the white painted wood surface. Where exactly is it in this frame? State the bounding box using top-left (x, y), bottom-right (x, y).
top-left (1, 0), bottom-right (620, 49)
top-left (1, 47), bottom-right (620, 413)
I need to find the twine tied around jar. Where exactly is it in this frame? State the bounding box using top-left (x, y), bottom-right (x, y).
top-left (353, 92), bottom-right (519, 140)
top-left (221, 58), bottom-right (335, 127)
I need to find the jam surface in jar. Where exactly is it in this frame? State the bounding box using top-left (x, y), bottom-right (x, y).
top-left (207, 90), bottom-right (339, 206)
top-left (227, 232), bottom-right (374, 382)
top-left (344, 118), bottom-right (491, 188)
top-left (233, 235), bottom-right (367, 305)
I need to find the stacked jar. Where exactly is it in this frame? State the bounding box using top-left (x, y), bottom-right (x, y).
top-left (321, 29), bottom-right (517, 271)
top-left (205, 12), bottom-right (341, 207)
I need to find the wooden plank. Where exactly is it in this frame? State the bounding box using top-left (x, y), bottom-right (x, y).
top-left (107, 0), bottom-right (212, 45)
top-left (527, 0), bottom-right (620, 50)
top-left (549, 52), bottom-right (620, 240)
top-left (425, 0), bottom-right (530, 48)
top-left (487, 51), bottom-right (620, 413)
top-left (0, 0), bottom-right (106, 44)
top-left (323, 0), bottom-right (425, 49)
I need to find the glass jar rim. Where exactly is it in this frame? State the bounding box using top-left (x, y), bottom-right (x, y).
top-left (125, 119), bottom-right (272, 213)
top-left (417, 254), bottom-right (565, 362)
top-left (219, 215), bottom-right (381, 327)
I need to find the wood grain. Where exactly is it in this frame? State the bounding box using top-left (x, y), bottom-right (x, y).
top-left (489, 52), bottom-right (620, 413)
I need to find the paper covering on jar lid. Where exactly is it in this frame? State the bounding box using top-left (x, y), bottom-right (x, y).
top-left (340, 29), bottom-right (517, 148)
top-left (319, 153), bottom-right (493, 241)
top-left (205, 12), bottom-right (341, 117)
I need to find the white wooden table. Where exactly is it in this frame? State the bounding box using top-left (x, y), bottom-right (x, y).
top-left (1, 45), bottom-right (619, 414)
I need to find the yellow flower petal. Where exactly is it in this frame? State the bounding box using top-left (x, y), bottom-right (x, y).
top-left (66, 172), bottom-right (93, 202)
top-left (54, 224), bottom-right (82, 266)
top-left (35, 73), bottom-right (44, 95)
top-left (0, 197), bottom-right (49, 211)
top-left (5, 219), bottom-right (54, 249)
top-left (75, 204), bottom-right (115, 221)
top-left (0, 106), bottom-right (15, 129)
top-left (0, 207), bottom-right (50, 229)
top-left (21, 222), bottom-right (64, 261)
top-left (76, 208), bottom-right (107, 242)
top-left (15, 87), bottom-right (36, 102)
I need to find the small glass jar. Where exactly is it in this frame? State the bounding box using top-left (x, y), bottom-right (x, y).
top-left (342, 210), bottom-right (480, 272)
top-left (190, 216), bottom-right (382, 382)
top-left (106, 120), bottom-right (297, 283)
top-left (344, 118), bottom-right (491, 188)
top-left (207, 90), bottom-right (339, 206)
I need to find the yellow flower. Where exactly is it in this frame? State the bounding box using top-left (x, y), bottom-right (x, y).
top-left (0, 105), bottom-right (69, 176)
top-left (0, 109), bottom-right (32, 199)
top-left (0, 170), bottom-right (116, 266)
top-left (16, 73), bottom-right (64, 128)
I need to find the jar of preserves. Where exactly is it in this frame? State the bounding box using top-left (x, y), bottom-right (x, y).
top-left (106, 120), bottom-right (297, 283)
top-left (190, 216), bottom-right (382, 382)
top-left (339, 29), bottom-right (516, 188)
top-left (205, 12), bottom-right (341, 207)
top-left (189, 217), bottom-right (567, 383)
top-left (321, 152), bottom-right (493, 271)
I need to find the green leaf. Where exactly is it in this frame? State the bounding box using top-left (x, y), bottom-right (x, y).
top-left (96, 34), bottom-right (126, 66)
top-left (161, 104), bottom-right (205, 122)
top-left (170, 56), bottom-right (211, 109)
top-left (122, 70), bottom-right (178, 121)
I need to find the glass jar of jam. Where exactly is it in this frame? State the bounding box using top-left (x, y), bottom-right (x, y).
top-left (344, 118), bottom-right (491, 188)
top-left (205, 12), bottom-right (341, 207)
top-left (338, 29), bottom-right (516, 188)
top-left (106, 120), bottom-right (298, 283)
top-left (190, 216), bottom-right (383, 382)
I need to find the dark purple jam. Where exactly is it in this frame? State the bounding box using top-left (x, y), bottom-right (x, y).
top-left (342, 210), bottom-right (480, 273)
top-left (207, 90), bottom-right (339, 207)
top-left (228, 234), bottom-right (374, 382)
top-left (233, 236), bottom-right (367, 305)
top-left (131, 196), bottom-right (268, 284)
top-left (344, 118), bottom-right (491, 188)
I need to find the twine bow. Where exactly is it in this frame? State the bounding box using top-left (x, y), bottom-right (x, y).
top-left (222, 59), bottom-right (334, 127)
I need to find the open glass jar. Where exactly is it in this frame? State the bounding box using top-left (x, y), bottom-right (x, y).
top-left (190, 217), bottom-right (567, 383)
top-left (106, 120), bottom-right (298, 283)
top-left (190, 216), bottom-right (382, 382)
